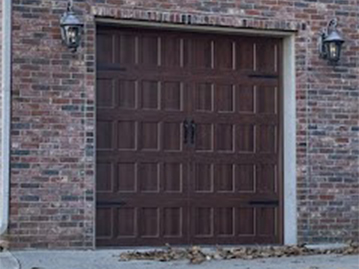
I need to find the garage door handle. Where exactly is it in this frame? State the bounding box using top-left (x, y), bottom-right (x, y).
top-left (249, 200), bottom-right (279, 206)
top-left (190, 120), bottom-right (196, 145)
top-left (248, 74), bottom-right (278, 79)
top-left (183, 119), bottom-right (189, 144)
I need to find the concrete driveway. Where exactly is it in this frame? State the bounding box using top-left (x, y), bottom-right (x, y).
top-left (1, 250), bottom-right (358, 269)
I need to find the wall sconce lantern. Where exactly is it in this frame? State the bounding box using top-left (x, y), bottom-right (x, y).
top-left (60, 2), bottom-right (84, 52)
top-left (319, 19), bottom-right (345, 64)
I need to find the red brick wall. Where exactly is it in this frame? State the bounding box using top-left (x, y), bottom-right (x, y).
top-left (9, 0), bottom-right (359, 248)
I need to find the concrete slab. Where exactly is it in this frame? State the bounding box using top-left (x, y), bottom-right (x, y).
top-left (1, 250), bottom-right (358, 269)
top-left (0, 251), bottom-right (21, 269)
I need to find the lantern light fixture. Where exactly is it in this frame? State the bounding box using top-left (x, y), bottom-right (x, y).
top-left (60, 1), bottom-right (84, 52)
top-left (319, 18), bottom-right (345, 64)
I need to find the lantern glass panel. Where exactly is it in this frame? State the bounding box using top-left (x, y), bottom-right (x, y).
top-left (66, 26), bottom-right (81, 48)
top-left (328, 42), bottom-right (340, 62)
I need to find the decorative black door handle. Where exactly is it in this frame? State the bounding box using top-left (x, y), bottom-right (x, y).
top-left (190, 120), bottom-right (196, 145)
top-left (249, 200), bottom-right (279, 206)
top-left (183, 119), bottom-right (189, 144)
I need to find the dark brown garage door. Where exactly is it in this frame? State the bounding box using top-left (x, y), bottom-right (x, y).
top-left (96, 25), bottom-right (283, 247)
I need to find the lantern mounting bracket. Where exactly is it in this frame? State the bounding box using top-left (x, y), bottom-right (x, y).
top-left (66, 1), bottom-right (73, 12)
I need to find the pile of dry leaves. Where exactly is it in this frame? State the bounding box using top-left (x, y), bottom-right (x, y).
top-left (119, 242), bottom-right (359, 264)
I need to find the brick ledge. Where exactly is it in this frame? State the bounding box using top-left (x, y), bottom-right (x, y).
top-left (91, 7), bottom-right (305, 32)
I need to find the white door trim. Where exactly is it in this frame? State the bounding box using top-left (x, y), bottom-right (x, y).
top-left (0, 0), bottom-right (12, 237)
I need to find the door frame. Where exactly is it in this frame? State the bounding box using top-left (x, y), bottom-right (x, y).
top-left (94, 19), bottom-right (297, 246)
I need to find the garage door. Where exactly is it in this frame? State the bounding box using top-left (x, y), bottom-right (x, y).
top-left (96, 25), bottom-right (283, 247)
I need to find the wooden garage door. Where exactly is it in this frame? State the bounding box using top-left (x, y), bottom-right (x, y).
top-left (96, 26), bottom-right (283, 247)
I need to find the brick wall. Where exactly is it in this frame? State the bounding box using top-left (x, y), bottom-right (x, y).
top-left (9, 0), bottom-right (359, 248)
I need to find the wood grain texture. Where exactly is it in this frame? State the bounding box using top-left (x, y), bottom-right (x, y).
top-left (96, 26), bottom-right (282, 246)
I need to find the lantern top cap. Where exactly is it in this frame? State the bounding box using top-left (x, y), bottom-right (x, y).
top-left (323, 30), bottom-right (345, 44)
top-left (60, 3), bottom-right (83, 27)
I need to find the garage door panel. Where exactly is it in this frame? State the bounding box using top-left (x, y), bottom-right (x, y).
top-left (140, 207), bottom-right (160, 237)
top-left (193, 163), bottom-right (214, 193)
top-left (118, 33), bottom-right (137, 65)
top-left (237, 207), bottom-right (255, 236)
top-left (118, 120), bottom-right (136, 150)
top-left (257, 124), bottom-right (277, 153)
top-left (161, 35), bottom-right (185, 68)
top-left (112, 79), bottom-right (187, 112)
top-left (118, 207), bottom-right (137, 238)
top-left (237, 164), bottom-right (256, 193)
top-left (237, 124), bottom-right (255, 153)
top-left (216, 84), bottom-right (235, 113)
top-left (118, 121), bottom-right (185, 152)
top-left (189, 205), bottom-right (278, 242)
top-left (96, 32), bottom-right (116, 65)
top-left (256, 164), bottom-right (278, 194)
top-left (117, 162), bottom-right (136, 193)
top-left (190, 161), bottom-right (278, 200)
top-left (110, 162), bottom-right (188, 194)
top-left (255, 41), bottom-right (278, 73)
top-left (97, 161), bottom-right (114, 193)
top-left (138, 122), bottom-right (159, 150)
top-left (214, 39), bottom-right (235, 71)
top-left (163, 122), bottom-right (182, 151)
top-left (256, 207), bottom-right (277, 236)
top-left (194, 82), bottom-right (214, 112)
top-left (140, 35), bottom-right (160, 66)
top-left (162, 81), bottom-right (183, 111)
top-left (101, 206), bottom-right (188, 242)
top-left (257, 86), bottom-right (278, 114)
top-left (215, 164), bottom-right (235, 193)
top-left (96, 78), bottom-right (115, 108)
top-left (192, 207), bottom-right (214, 237)
top-left (195, 123), bottom-right (214, 151)
top-left (140, 80), bottom-right (160, 110)
top-left (191, 37), bottom-right (213, 69)
top-left (237, 85), bottom-right (255, 113)
top-left (217, 207), bottom-right (235, 237)
top-left (96, 120), bottom-right (114, 150)
top-left (96, 207), bottom-right (114, 239)
top-left (216, 124), bottom-right (235, 152)
top-left (236, 38), bottom-right (255, 71)
top-left (138, 162), bottom-right (160, 193)
top-left (163, 162), bottom-right (184, 193)
top-left (118, 79), bottom-right (137, 109)
top-left (119, 206), bottom-right (189, 245)
top-left (163, 207), bottom-right (184, 238)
